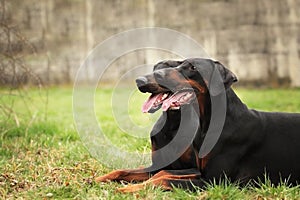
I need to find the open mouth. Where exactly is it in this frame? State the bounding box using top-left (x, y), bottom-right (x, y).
top-left (142, 89), bottom-right (196, 113)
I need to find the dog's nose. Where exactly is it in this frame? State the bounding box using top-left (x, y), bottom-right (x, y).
top-left (136, 76), bottom-right (148, 87)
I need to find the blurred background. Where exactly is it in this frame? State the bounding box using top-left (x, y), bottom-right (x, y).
top-left (1, 0), bottom-right (300, 88)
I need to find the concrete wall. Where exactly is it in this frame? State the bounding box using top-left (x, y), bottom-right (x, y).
top-left (7, 0), bottom-right (300, 87)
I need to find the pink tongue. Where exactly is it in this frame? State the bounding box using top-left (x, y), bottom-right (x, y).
top-left (162, 92), bottom-right (189, 111)
top-left (142, 93), bottom-right (163, 113)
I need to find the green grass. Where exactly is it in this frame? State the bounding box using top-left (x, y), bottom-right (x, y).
top-left (0, 87), bottom-right (300, 199)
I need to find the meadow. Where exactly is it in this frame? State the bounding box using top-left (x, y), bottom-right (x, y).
top-left (1, 87), bottom-right (300, 199)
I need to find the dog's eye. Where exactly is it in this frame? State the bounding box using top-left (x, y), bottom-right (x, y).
top-left (190, 65), bottom-right (196, 70)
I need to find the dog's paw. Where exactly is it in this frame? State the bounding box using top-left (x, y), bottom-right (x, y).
top-left (95, 170), bottom-right (125, 182)
top-left (95, 175), bottom-right (109, 183)
top-left (117, 183), bottom-right (146, 193)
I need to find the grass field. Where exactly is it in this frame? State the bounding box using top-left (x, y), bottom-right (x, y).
top-left (1, 87), bottom-right (300, 199)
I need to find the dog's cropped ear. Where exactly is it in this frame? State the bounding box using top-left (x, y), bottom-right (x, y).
top-left (209, 61), bottom-right (238, 96)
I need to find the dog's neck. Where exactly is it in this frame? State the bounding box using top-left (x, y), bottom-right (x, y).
top-left (193, 88), bottom-right (248, 151)
top-left (225, 88), bottom-right (249, 119)
top-left (195, 91), bottom-right (211, 133)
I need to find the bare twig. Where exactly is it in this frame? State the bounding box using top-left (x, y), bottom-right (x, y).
top-left (0, 0), bottom-right (44, 127)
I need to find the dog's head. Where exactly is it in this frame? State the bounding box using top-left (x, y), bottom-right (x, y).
top-left (136, 58), bottom-right (237, 113)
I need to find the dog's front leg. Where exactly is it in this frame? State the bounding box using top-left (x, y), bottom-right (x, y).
top-left (95, 168), bottom-right (151, 183)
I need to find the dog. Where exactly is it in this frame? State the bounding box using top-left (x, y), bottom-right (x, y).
top-left (96, 58), bottom-right (300, 192)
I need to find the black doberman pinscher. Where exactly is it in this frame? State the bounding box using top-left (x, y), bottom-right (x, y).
top-left (96, 58), bottom-right (300, 192)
